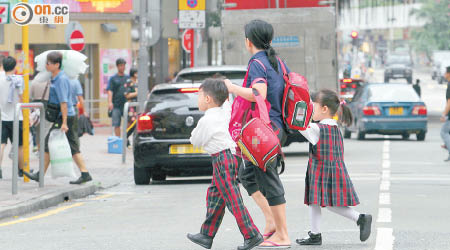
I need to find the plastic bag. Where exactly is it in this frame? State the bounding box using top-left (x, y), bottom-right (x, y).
top-left (34, 50), bottom-right (89, 82)
top-left (48, 130), bottom-right (76, 179)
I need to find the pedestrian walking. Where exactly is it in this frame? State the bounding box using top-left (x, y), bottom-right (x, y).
top-left (224, 19), bottom-right (291, 248)
top-left (124, 68), bottom-right (138, 146)
top-left (107, 58), bottom-right (129, 137)
top-left (413, 79), bottom-right (421, 97)
top-left (187, 79), bottom-right (263, 250)
top-left (0, 56), bottom-right (25, 179)
top-left (24, 51), bottom-right (92, 184)
top-left (440, 66), bottom-right (450, 161)
top-left (297, 89), bottom-right (372, 245)
top-left (30, 76), bottom-right (50, 152)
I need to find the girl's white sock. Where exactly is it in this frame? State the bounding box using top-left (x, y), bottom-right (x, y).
top-left (327, 206), bottom-right (360, 222)
top-left (309, 205), bottom-right (322, 234)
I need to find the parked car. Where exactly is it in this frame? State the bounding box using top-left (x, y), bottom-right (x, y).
top-left (384, 54), bottom-right (413, 84)
top-left (133, 66), bottom-right (306, 185)
top-left (431, 51), bottom-right (450, 84)
top-left (343, 83), bottom-right (427, 141)
top-left (339, 78), bottom-right (365, 102)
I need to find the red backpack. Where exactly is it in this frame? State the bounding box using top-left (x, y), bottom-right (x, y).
top-left (277, 57), bottom-right (314, 131)
top-left (237, 88), bottom-right (284, 173)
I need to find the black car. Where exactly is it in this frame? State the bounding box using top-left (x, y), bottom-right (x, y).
top-left (384, 54), bottom-right (413, 84)
top-left (133, 66), bottom-right (306, 184)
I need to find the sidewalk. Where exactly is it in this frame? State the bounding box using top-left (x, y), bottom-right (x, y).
top-left (0, 127), bottom-right (133, 221)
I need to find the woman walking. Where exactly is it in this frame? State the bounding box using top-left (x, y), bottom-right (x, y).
top-left (224, 19), bottom-right (291, 248)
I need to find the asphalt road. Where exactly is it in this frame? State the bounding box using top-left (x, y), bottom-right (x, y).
top-left (1, 68), bottom-right (448, 250)
top-left (1, 118), bottom-right (448, 250)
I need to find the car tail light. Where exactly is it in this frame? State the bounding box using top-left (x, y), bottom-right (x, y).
top-left (178, 88), bottom-right (199, 93)
top-left (137, 114), bottom-right (153, 133)
top-left (343, 78), bottom-right (353, 83)
top-left (351, 84), bottom-right (358, 88)
top-left (340, 84), bottom-right (347, 89)
top-left (412, 105), bottom-right (427, 116)
top-left (363, 106), bottom-right (381, 116)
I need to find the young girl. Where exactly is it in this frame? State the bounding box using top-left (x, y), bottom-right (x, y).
top-left (297, 89), bottom-right (372, 245)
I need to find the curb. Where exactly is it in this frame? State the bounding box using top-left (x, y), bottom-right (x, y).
top-left (0, 184), bottom-right (98, 221)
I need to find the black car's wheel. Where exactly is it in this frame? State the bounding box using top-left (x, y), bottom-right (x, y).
top-left (134, 165), bottom-right (152, 185)
top-left (152, 171), bottom-right (167, 181)
top-left (407, 77), bottom-right (412, 84)
top-left (344, 129), bottom-right (351, 139)
top-left (417, 131), bottom-right (426, 141)
top-left (402, 133), bottom-right (410, 140)
top-left (384, 77), bottom-right (389, 83)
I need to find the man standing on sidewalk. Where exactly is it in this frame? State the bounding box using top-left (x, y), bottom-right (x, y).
top-left (24, 52), bottom-right (92, 184)
top-left (0, 56), bottom-right (25, 179)
top-left (440, 66), bottom-right (450, 161)
top-left (107, 58), bottom-right (129, 137)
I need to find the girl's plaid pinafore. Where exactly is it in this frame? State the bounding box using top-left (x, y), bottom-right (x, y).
top-left (304, 124), bottom-right (360, 207)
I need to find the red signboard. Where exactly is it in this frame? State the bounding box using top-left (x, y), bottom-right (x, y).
top-left (223, 0), bottom-right (328, 10)
top-left (70, 30), bottom-right (85, 52)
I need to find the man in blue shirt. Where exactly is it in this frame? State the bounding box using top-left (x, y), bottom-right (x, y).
top-left (25, 52), bottom-right (92, 184)
top-left (107, 58), bottom-right (129, 136)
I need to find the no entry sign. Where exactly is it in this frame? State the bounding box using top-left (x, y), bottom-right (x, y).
top-left (69, 30), bottom-right (85, 52)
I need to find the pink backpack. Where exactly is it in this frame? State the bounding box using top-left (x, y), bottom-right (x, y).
top-left (229, 59), bottom-right (271, 142)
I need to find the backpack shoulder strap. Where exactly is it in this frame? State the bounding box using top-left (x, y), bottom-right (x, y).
top-left (276, 56), bottom-right (288, 75)
top-left (252, 88), bottom-right (270, 124)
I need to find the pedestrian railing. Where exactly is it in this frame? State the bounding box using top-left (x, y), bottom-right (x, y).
top-left (122, 102), bottom-right (139, 163)
top-left (12, 103), bottom-right (45, 195)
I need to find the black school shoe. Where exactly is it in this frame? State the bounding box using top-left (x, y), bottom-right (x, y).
top-left (357, 214), bottom-right (372, 242)
top-left (238, 233), bottom-right (263, 250)
top-left (23, 171), bottom-right (39, 182)
top-left (296, 231), bottom-right (322, 246)
top-left (70, 172), bottom-right (92, 185)
top-left (187, 233), bottom-right (213, 249)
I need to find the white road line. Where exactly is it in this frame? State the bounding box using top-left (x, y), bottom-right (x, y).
top-left (382, 161), bottom-right (391, 169)
top-left (375, 228), bottom-right (395, 250)
top-left (382, 170), bottom-right (391, 179)
top-left (379, 192), bottom-right (391, 205)
top-left (377, 208), bottom-right (392, 223)
top-left (383, 152), bottom-right (390, 160)
top-left (380, 180), bottom-right (390, 191)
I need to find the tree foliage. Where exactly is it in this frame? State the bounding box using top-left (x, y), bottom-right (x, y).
top-left (410, 0), bottom-right (450, 55)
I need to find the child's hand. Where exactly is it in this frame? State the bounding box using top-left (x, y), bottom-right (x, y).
top-left (224, 79), bottom-right (234, 94)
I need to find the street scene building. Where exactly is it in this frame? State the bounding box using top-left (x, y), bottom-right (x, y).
top-left (0, 0), bottom-right (449, 249)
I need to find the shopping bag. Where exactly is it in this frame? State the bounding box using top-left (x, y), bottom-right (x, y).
top-left (48, 130), bottom-right (76, 179)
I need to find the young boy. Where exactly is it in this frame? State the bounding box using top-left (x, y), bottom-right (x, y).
top-left (187, 78), bottom-right (263, 250)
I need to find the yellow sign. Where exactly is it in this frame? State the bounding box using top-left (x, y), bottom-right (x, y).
top-left (179, 0), bottom-right (205, 10)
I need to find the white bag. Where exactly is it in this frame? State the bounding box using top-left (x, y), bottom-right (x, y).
top-left (34, 50), bottom-right (89, 82)
top-left (48, 130), bottom-right (76, 179)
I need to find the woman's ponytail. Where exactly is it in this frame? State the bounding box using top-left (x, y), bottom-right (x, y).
top-left (265, 46), bottom-right (278, 73)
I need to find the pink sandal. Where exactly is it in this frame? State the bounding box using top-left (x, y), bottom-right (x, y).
top-left (258, 240), bottom-right (291, 249)
top-left (263, 232), bottom-right (275, 239)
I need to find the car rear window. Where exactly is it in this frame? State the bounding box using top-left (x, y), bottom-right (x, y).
top-left (146, 89), bottom-right (198, 111)
top-left (175, 71), bottom-right (246, 83)
top-left (368, 85), bottom-right (420, 102)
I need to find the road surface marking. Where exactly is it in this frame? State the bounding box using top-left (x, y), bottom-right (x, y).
top-left (0, 203), bottom-right (84, 227)
top-left (376, 138), bottom-right (395, 250)
top-left (377, 207), bottom-right (392, 223)
top-left (375, 227), bottom-right (394, 250)
top-left (380, 180), bottom-right (390, 191)
top-left (91, 193), bottom-right (114, 200)
top-left (379, 192), bottom-right (391, 205)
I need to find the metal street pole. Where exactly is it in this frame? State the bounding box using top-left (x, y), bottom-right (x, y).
top-left (138, 0), bottom-right (149, 112)
top-left (22, 0), bottom-right (30, 182)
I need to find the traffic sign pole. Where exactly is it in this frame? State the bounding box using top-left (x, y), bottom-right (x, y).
top-left (190, 29), bottom-right (194, 67)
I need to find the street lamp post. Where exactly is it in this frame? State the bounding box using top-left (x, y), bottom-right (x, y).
top-left (138, 0), bottom-right (150, 112)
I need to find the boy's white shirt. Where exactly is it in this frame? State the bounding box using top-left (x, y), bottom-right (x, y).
top-left (190, 100), bottom-right (237, 155)
top-left (299, 118), bottom-right (338, 146)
